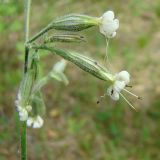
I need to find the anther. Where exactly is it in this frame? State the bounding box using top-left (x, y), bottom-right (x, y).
top-left (126, 85), bottom-right (132, 88)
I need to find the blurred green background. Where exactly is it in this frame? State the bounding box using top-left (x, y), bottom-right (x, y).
top-left (0, 0), bottom-right (160, 159)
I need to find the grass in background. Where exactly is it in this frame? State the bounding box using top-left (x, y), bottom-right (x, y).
top-left (0, 0), bottom-right (160, 159)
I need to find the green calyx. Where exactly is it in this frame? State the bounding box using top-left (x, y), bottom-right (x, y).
top-left (28, 14), bottom-right (99, 43)
top-left (49, 14), bottom-right (100, 31)
top-left (32, 45), bottom-right (115, 83)
top-left (44, 34), bottom-right (85, 43)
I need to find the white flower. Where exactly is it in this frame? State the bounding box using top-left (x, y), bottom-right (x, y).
top-left (33, 116), bottom-right (43, 128)
top-left (106, 70), bottom-right (140, 110)
top-left (115, 71), bottom-right (130, 85)
top-left (107, 81), bottom-right (125, 101)
top-left (19, 108), bottom-right (28, 121)
top-left (53, 59), bottom-right (67, 73)
top-left (27, 116), bottom-right (44, 128)
top-left (99, 10), bottom-right (119, 38)
top-left (26, 117), bottom-right (34, 127)
top-left (15, 94), bottom-right (32, 121)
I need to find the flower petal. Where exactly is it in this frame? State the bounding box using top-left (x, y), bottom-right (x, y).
top-left (27, 117), bottom-right (34, 127)
top-left (115, 71), bottom-right (130, 84)
top-left (107, 85), bottom-right (120, 101)
top-left (102, 11), bottom-right (114, 21)
top-left (114, 81), bottom-right (126, 92)
top-left (33, 116), bottom-right (44, 128)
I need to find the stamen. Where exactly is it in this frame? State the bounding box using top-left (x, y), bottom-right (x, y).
top-left (126, 85), bottom-right (132, 88)
top-left (119, 93), bottom-right (137, 111)
top-left (97, 94), bottom-right (106, 104)
top-left (123, 88), bottom-right (142, 100)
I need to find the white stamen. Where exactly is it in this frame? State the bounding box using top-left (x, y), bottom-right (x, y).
top-left (104, 38), bottom-right (113, 72)
top-left (119, 93), bottom-right (137, 111)
top-left (123, 88), bottom-right (141, 99)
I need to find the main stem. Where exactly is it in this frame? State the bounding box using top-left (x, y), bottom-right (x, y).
top-left (21, 0), bottom-right (31, 160)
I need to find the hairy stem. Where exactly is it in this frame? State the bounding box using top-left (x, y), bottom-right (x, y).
top-left (21, 0), bottom-right (31, 160)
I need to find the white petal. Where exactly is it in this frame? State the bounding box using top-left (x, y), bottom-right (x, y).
top-left (33, 116), bottom-right (44, 128)
top-left (99, 20), bottom-right (119, 38)
top-left (107, 86), bottom-right (120, 101)
top-left (33, 121), bottom-right (40, 128)
top-left (102, 11), bottom-right (114, 21)
top-left (99, 10), bottom-right (119, 38)
top-left (111, 91), bottom-right (120, 101)
top-left (114, 81), bottom-right (126, 92)
top-left (115, 71), bottom-right (130, 84)
top-left (27, 117), bottom-right (34, 127)
top-left (113, 19), bottom-right (119, 30)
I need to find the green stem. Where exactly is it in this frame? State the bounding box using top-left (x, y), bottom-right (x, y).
top-left (21, 0), bottom-right (31, 160)
top-left (21, 122), bottom-right (27, 160)
top-left (27, 25), bottom-right (51, 43)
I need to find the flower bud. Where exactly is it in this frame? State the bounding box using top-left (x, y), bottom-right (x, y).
top-left (44, 34), bottom-right (85, 43)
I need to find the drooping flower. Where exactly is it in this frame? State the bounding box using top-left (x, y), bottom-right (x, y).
top-left (107, 80), bottom-right (126, 101)
top-left (27, 115), bottom-right (44, 128)
top-left (106, 70), bottom-right (141, 110)
top-left (99, 10), bottom-right (119, 38)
